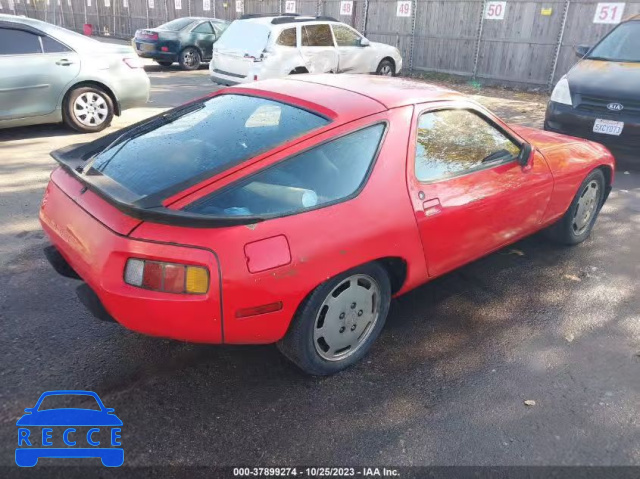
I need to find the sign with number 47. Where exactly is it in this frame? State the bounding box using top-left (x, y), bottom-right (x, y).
top-left (285, 0), bottom-right (296, 13)
top-left (340, 0), bottom-right (353, 16)
top-left (593, 3), bottom-right (625, 24)
top-left (396, 0), bottom-right (411, 17)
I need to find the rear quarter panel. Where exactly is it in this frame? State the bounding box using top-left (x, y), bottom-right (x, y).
top-left (511, 125), bottom-right (615, 224)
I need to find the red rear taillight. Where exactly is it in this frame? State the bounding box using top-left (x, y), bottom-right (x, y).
top-left (123, 57), bottom-right (144, 69)
top-left (138, 31), bottom-right (158, 41)
top-left (124, 259), bottom-right (209, 294)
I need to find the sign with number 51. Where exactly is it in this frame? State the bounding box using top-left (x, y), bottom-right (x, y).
top-left (593, 2), bottom-right (625, 24)
top-left (484, 1), bottom-right (506, 20)
top-left (396, 0), bottom-right (411, 17)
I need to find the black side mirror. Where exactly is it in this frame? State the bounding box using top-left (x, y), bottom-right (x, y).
top-left (575, 45), bottom-right (591, 58)
top-left (518, 143), bottom-right (533, 167)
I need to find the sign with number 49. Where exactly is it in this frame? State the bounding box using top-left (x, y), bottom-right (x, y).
top-left (396, 0), bottom-right (411, 17)
top-left (340, 0), bottom-right (353, 16)
top-left (593, 3), bottom-right (625, 24)
top-left (485, 1), bottom-right (506, 20)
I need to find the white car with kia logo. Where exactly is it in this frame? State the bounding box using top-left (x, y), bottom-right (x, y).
top-left (209, 14), bottom-right (402, 85)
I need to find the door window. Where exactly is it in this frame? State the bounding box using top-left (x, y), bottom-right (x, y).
top-left (185, 124), bottom-right (385, 217)
top-left (41, 35), bottom-right (72, 53)
top-left (332, 25), bottom-right (361, 47)
top-left (193, 22), bottom-right (215, 34)
top-left (414, 109), bottom-right (521, 182)
top-left (0, 28), bottom-right (42, 55)
top-left (277, 28), bottom-right (297, 47)
top-left (302, 24), bottom-right (334, 47)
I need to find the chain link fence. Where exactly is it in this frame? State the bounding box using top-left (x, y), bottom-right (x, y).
top-left (3, 0), bottom-right (639, 88)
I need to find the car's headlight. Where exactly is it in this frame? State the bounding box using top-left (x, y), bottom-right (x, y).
top-left (550, 76), bottom-right (572, 106)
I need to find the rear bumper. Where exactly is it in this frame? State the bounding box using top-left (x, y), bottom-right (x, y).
top-left (39, 175), bottom-right (223, 344)
top-left (544, 101), bottom-right (640, 164)
top-left (136, 51), bottom-right (177, 62)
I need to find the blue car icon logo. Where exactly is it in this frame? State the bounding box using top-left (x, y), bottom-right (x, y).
top-left (16, 390), bottom-right (123, 467)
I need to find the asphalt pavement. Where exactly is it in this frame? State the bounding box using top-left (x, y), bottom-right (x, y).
top-left (0, 54), bottom-right (638, 471)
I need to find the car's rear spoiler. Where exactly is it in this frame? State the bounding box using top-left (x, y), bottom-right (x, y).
top-left (50, 116), bottom-right (264, 229)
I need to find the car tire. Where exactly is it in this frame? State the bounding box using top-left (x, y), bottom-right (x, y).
top-left (156, 60), bottom-right (173, 67)
top-left (179, 47), bottom-right (201, 70)
top-left (62, 86), bottom-right (114, 133)
top-left (544, 168), bottom-right (606, 245)
top-left (376, 59), bottom-right (395, 76)
top-left (277, 262), bottom-right (391, 376)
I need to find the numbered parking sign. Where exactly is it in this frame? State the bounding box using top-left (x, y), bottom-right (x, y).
top-left (340, 0), bottom-right (353, 15)
top-left (235, 0), bottom-right (243, 12)
top-left (593, 3), bottom-right (625, 23)
top-left (485, 1), bottom-right (506, 19)
top-left (175, 0), bottom-right (181, 9)
top-left (285, 0), bottom-right (296, 13)
top-left (203, 0), bottom-right (210, 10)
top-left (396, 0), bottom-right (411, 17)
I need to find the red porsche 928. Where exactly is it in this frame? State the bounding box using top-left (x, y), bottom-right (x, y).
top-left (40, 75), bottom-right (615, 375)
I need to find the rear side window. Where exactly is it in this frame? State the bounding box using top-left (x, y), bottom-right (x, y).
top-left (42, 35), bottom-right (71, 53)
top-left (0, 28), bottom-right (42, 55)
top-left (277, 28), bottom-right (297, 47)
top-left (193, 22), bottom-right (214, 34)
top-left (185, 124), bottom-right (385, 217)
top-left (90, 95), bottom-right (329, 197)
top-left (302, 24), bottom-right (334, 47)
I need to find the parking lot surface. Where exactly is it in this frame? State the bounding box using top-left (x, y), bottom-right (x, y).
top-left (0, 56), bottom-right (638, 468)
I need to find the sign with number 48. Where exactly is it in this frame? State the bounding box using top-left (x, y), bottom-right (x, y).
top-left (340, 0), bottom-right (353, 16)
top-left (485, 1), bottom-right (506, 19)
top-left (593, 3), bottom-right (625, 23)
top-left (396, 0), bottom-right (411, 17)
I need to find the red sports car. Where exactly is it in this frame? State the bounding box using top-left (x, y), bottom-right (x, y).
top-left (40, 75), bottom-right (615, 375)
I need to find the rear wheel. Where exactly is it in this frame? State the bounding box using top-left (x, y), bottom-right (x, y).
top-left (62, 86), bottom-right (114, 133)
top-left (277, 262), bottom-right (391, 376)
top-left (179, 47), bottom-right (201, 70)
top-left (376, 59), bottom-right (395, 76)
top-left (544, 169), bottom-right (606, 245)
top-left (156, 60), bottom-right (173, 67)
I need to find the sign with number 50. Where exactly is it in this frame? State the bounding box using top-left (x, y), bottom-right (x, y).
top-left (396, 0), bottom-right (411, 17)
top-left (593, 3), bottom-right (625, 24)
top-left (485, 1), bottom-right (506, 20)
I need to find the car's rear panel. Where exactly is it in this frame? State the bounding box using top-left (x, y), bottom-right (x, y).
top-left (40, 168), bottom-right (223, 343)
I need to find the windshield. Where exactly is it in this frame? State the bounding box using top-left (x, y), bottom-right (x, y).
top-left (37, 394), bottom-right (101, 411)
top-left (157, 18), bottom-right (195, 31)
top-left (90, 95), bottom-right (329, 197)
top-left (587, 21), bottom-right (640, 62)
top-left (215, 21), bottom-right (271, 56)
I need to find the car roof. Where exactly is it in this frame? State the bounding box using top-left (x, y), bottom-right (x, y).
top-left (235, 74), bottom-right (462, 113)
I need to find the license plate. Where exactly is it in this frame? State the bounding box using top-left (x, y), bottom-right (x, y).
top-left (593, 119), bottom-right (624, 136)
top-left (136, 42), bottom-right (154, 52)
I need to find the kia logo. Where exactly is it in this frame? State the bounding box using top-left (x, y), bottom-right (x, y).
top-left (607, 103), bottom-right (624, 111)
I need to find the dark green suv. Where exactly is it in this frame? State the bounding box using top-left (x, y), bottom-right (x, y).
top-left (133, 17), bottom-right (229, 71)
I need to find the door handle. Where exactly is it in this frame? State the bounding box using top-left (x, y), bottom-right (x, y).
top-left (56, 59), bottom-right (75, 66)
top-left (422, 198), bottom-right (442, 216)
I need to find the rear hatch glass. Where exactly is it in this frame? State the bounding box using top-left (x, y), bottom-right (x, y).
top-left (215, 21), bottom-right (271, 57)
top-left (87, 94), bottom-right (329, 198)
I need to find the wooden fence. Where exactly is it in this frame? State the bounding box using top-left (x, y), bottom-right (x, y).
top-left (2, 0), bottom-right (638, 89)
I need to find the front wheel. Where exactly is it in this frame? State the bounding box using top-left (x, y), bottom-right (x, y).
top-left (62, 86), bottom-right (114, 133)
top-left (179, 47), bottom-right (201, 70)
top-left (376, 59), bottom-right (395, 76)
top-left (544, 168), bottom-right (606, 245)
top-left (277, 262), bottom-right (391, 376)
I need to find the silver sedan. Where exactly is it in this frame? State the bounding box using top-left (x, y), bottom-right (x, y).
top-left (0, 14), bottom-right (150, 133)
